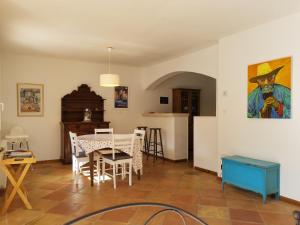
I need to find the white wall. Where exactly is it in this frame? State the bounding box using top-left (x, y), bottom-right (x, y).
top-left (143, 45), bottom-right (219, 89)
top-left (0, 53), bottom-right (2, 102)
top-left (1, 53), bottom-right (146, 161)
top-left (0, 52), bottom-right (3, 120)
top-left (0, 53), bottom-right (6, 189)
top-left (194, 117), bottom-right (217, 172)
top-left (0, 53), bottom-right (3, 135)
top-left (218, 12), bottom-right (300, 201)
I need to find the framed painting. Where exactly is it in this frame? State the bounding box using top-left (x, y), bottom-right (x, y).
top-left (114, 86), bottom-right (128, 108)
top-left (248, 57), bottom-right (291, 119)
top-left (17, 83), bottom-right (44, 116)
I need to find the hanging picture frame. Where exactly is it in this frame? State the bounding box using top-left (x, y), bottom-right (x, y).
top-left (17, 83), bottom-right (44, 116)
top-left (247, 57), bottom-right (291, 119)
top-left (114, 86), bottom-right (128, 108)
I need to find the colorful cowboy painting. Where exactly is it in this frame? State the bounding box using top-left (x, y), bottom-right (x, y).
top-left (248, 57), bottom-right (291, 119)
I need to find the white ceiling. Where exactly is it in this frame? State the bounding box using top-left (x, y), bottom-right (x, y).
top-left (1, 0), bottom-right (300, 66)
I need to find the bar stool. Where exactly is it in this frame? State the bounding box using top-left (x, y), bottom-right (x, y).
top-left (148, 128), bottom-right (164, 162)
top-left (137, 126), bottom-right (149, 156)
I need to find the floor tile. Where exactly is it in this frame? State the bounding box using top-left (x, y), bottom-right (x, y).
top-left (197, 206), bottom-right (230, 219)
top-left (259, 211), bottom-right (295, 225)
top-left (47, 202), bottom-right (83, 215)
top-left (99, 207), bottom-right (137, 223)
top-left (229, 208), bottom-right (263, 223)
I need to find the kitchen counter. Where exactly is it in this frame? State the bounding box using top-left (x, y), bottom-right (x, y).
top-left (143, 112), bottom-right (189, 117)
top-left (142, 112), bottom-right (188, 160)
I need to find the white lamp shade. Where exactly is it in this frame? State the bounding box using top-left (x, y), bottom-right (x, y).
top-left (99, 74), bottom-right (120, 87)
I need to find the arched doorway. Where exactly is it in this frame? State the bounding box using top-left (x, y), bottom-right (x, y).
top-left (145, 71), bottom-right (216, 161)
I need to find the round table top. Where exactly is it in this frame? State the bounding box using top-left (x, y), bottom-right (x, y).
top-left (77, 133), bottom-right (131, 141)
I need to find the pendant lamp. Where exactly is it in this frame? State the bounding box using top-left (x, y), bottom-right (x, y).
top-left (99, 47), bottom-right (120, 87)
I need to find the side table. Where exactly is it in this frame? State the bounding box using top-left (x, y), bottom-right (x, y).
top-left (0, 151), bottom-right (36, 214)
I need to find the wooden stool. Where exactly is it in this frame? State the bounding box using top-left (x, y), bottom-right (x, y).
top-left (137, 126), bottom-right (149, 156)
top-left (148, 128), bottom-right (164, 162)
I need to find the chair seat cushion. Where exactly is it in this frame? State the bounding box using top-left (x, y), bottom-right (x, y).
top-left (97, 147), bottom-right (112, 150)
top-left (95, 148), bottom-right (121, 155)
top-left (102, 152), bottom-right (132, 161)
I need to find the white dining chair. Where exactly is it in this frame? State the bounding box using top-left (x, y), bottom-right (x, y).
top-left (94, 128), bottom-right (114, 182)
top-left (94, 128), bottom-right (114, 154)
top-left (69, 132), bottom-right (99, 183)
top-left (133, 129), bottom-right (146, 175)
top-left (102, 129), bottom-right (145, 189)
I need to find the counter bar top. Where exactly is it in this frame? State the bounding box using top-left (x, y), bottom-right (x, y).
top-left (143, 113), bottom-right (189, 117)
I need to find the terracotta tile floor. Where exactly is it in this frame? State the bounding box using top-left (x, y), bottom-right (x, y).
top-left (0, 157), bottom-right (299, 225)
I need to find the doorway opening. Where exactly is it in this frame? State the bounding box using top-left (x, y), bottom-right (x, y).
top-left (146, 71), bottom-right (216, 162)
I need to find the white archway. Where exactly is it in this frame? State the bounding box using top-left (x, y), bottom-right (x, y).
top-left (142, 45), bottom-right (219, 90)
top-left (145, 71), bottom-right (217, 91)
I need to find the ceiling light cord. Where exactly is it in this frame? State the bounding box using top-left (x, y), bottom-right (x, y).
top-left (108, 47), bottom-right (112, 73)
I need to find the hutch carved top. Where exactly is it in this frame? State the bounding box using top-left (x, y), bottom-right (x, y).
top-left (61, 84), bottom-right (106, 122)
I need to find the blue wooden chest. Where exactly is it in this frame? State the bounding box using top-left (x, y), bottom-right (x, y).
top-left (222, 155), bottom-right (280, 203)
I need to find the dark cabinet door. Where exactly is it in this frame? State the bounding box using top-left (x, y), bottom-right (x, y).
top-left (173, 88), bottom-right (200, 161)
top-left (180, 91), bottom-right (189, 113)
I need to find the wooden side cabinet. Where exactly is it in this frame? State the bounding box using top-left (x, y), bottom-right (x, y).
top-left (222, 155), bottom-right (280, 203)
top-left (60, 84), bottom-right (110, 164)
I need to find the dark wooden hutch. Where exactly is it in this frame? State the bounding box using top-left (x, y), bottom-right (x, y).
top-left (173, 88), bottom-right (200, 161)
top-left (60, 84), bottom-right (109, 164)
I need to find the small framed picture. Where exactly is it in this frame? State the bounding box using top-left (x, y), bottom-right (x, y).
top-left (160, 96), bottom-right (169, 104)
top-left (114, 86), bottom-right (128, 108)
top-left (17, 83), bottom-right (44, 116)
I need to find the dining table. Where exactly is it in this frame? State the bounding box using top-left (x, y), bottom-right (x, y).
top-left (77, 134), bottom-right (143, 186)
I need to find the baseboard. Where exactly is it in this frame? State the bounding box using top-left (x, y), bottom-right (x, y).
top-left (194, 166), bottom-right (218, 176)
top-left (280, 195), bottom-right (300, 206)
top-left (164, 158), bottom-right (187, 163)
top-left (142, 152), bottom-right (187, 162)
top-left (36, 159), bottom-right (61, 164)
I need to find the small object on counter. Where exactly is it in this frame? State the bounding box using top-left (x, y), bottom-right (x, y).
top-left (83, 108), bottom-right (92, 122)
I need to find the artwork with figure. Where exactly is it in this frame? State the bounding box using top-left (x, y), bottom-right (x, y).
top-left (17, 83), bottom-right (44, 116)
top-left (248, 57), bottom-right (291, 119)
top-left (114, 86), bottom-right (128, 108)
